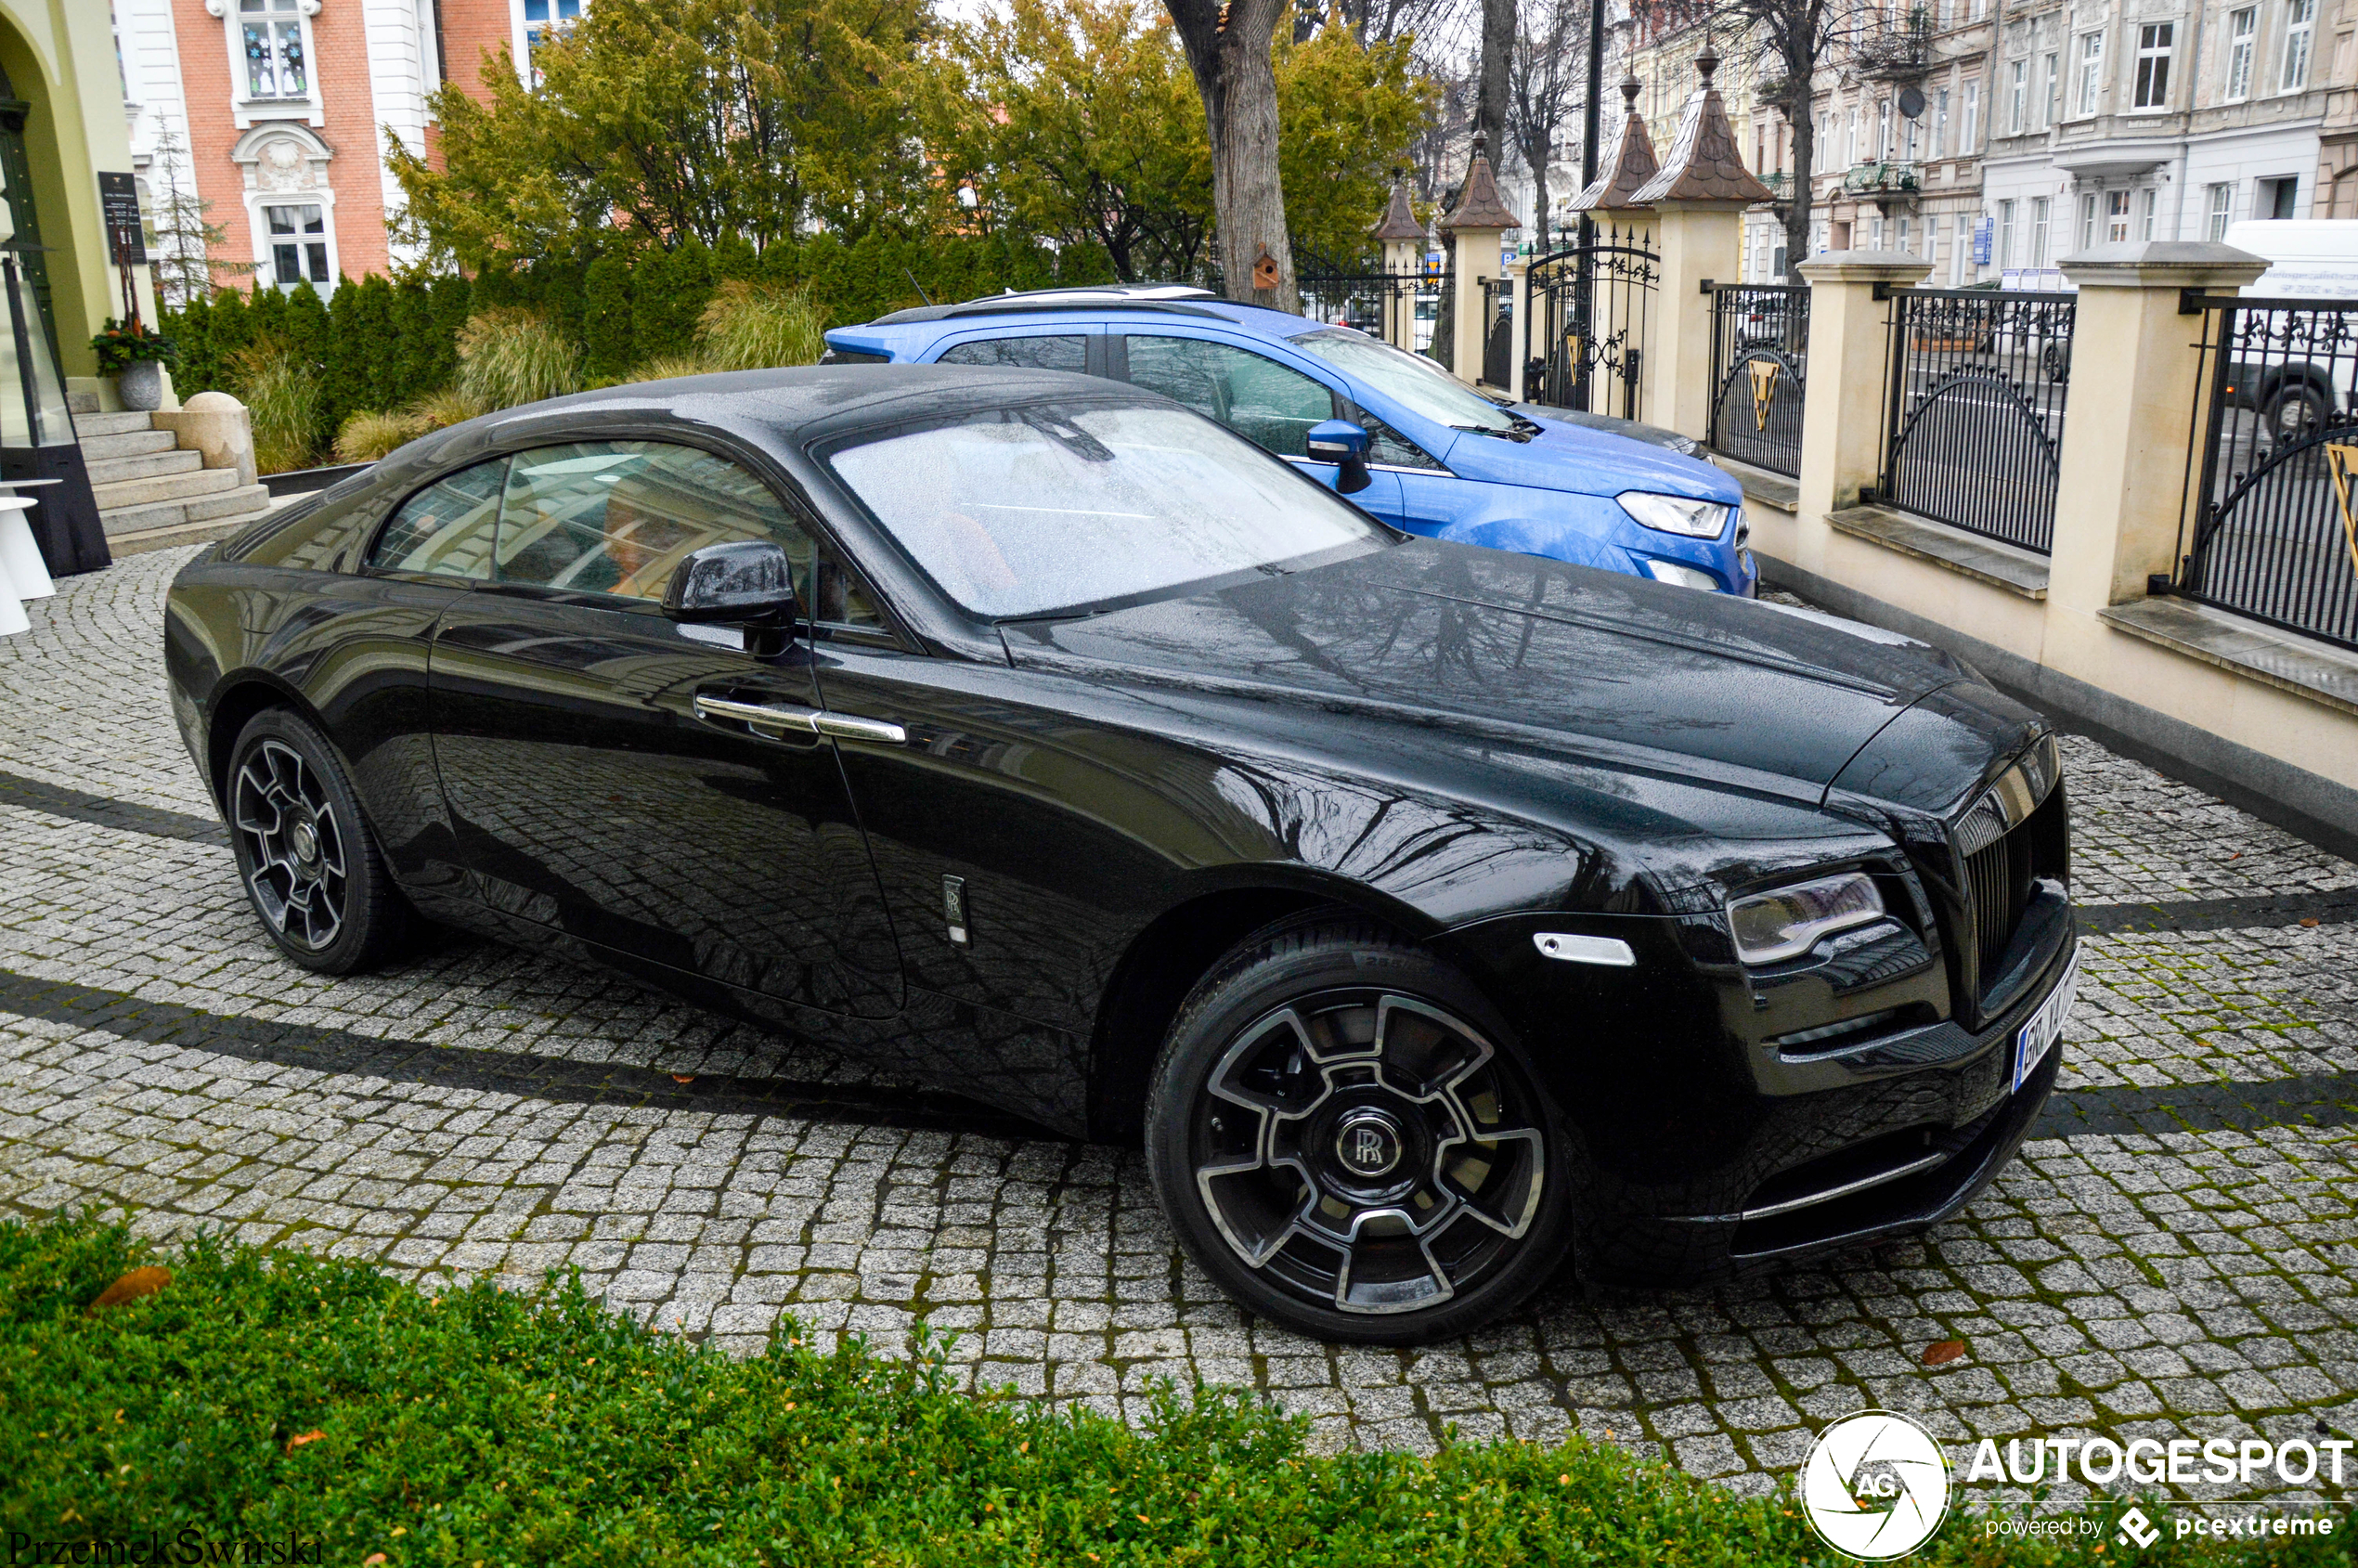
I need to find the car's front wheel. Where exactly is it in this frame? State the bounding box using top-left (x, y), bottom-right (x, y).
top-left (1144, 915), bottom-right (1573, 1343)
top-left (226, 707), bottom-right (410, 974)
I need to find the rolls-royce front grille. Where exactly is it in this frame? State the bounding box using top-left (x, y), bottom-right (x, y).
top-left (1947, 733), bottom-right (2064, 1007)
top-left (1963, 825), bottom-right (2035, 987)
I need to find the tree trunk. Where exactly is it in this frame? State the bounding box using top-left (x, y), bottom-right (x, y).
top-left (1476, 0), bottom-right (1514, 169)
top-left (1782, 59), bottom-right (1814, 282)
top-left (1166, 0), bottom-right (1297, 310)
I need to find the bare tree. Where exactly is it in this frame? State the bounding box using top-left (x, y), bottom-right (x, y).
top-left (1165, 0), bottom-right (1299, 307)
top-left (144, 130), bottom-right (251, 309)
top-left (1473, 0), bottom-right (1514, 160)
top-left (1506, 0), bottom-right (1586, 250)
top-left (1632, 0), bottom-right (1859, 280)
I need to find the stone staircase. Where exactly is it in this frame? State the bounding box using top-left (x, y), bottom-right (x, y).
top-left (67, 392), bottom-right (276, 554)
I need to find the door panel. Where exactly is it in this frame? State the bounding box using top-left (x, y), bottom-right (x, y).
top-left (431, 596), bottom-right (900, 1016)
top-left (427, 438), bottom-right (902, 1017)
top-left (1121, 334), bottom-right (1339, 457)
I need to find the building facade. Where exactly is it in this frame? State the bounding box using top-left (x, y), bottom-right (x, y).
top-left (110, 0), bottom-right (542, 298)
top-left (1625, 0), bottom-right (2354, 284)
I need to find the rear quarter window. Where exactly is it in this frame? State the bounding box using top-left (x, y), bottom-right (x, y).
top-left (216, 474), bottom-right (382, 571)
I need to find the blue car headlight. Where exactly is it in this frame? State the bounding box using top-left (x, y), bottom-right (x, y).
top-left (1618, 491), bottom-right (1731, 539)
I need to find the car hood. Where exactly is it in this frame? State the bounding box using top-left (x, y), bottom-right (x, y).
top-left (1002, 540), bottom-right (1978, 806)
top-left (1437, 410), bottom-right (1742, 505)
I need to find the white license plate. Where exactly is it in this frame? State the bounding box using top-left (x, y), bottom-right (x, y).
top-left (2014, 946), bottom-right (2079, 1093)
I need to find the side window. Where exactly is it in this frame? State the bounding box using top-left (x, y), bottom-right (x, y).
top-left (1362, 416), bottom-right (1444, 472)
top-left (370, 458), bottom-right (508, 579)
top-left (495, 440), bottom-right (880, 626)
top-left (1123, 336), bottom-right (1337, 458)
top-left (937, 334), bottom-right (1087, 371)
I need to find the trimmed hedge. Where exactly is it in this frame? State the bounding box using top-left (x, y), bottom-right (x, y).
top-left (162, 232), bottom-right (1112, 438)
top-left (0, 1212), bottom-right (2342, 1566)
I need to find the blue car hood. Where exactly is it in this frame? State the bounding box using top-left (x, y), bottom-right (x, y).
top-left (1439, 413), bottom-right (1741, 505)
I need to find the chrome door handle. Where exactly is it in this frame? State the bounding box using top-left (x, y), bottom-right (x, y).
top-left (813, 712), bottom-right (907, 745)
top-left (693, 694), bottom-right (820, 736)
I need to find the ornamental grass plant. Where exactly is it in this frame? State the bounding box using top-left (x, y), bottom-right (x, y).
top-left (229, 340), bottom-right (323, 475)
top-left (332, 408), bottom-right (434, 464)
top-left (0, 1213), bottom-right (2339, 1567)
top-left (693, 279), bottom-right (829, 373)
top-left (454, 307), bottom-right (582, 412)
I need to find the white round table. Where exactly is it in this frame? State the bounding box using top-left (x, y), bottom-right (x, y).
top-left (0, 495), bottom-right (43, 636)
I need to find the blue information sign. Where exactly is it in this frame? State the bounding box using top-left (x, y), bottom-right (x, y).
top-left (1972, 215), bottom-right (1994, 266)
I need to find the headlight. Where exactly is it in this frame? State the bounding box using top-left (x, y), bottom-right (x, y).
top-left (1727, 872), bottom-right (1885, 965)
top-left (1643, 558), bottom-right (1721, 591)
top-left (1618, 491), bottom-right (1730, 538)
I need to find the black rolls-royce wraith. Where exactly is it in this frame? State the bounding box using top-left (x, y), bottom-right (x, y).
top-left (163, 366), bottom-right (2076, 1344)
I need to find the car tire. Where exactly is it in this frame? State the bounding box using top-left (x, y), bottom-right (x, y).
top-left (1144, 914), bottom-right (1574, 1344)
top-left (225, 707), bottom-right (410, 974)
top-left (2264, 381), bottom-right (2330, 445)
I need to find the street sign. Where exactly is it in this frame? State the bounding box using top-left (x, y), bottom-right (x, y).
top-left (98, 172), bottom-right (146, 266)
top-left (1972, 214), bottom-right (1994, 266)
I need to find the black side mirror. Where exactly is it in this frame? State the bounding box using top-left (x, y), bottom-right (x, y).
top-left (1305, 419), bottom-right (1373, 495)
top-left (663, 539), bottom-right (800, 654)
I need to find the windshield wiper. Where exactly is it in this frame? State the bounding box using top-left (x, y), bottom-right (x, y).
top-left (1449, 422), bottom-right (1535, 443)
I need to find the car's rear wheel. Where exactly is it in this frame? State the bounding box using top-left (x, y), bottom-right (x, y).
top-left (1144, 915), bottom-right (1573, 1344)
top-left (227, 707), bottom-right (409, 974)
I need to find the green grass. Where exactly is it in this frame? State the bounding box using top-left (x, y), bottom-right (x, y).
top-left (454, 308), bottom-right (583, 411)
top-left (0, 1213), bottom-right (2343, 1566)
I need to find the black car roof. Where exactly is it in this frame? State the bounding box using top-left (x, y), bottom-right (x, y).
top-left (404, 364), bottom-right (1148, 459)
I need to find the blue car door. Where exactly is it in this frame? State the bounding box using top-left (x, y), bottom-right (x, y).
top-left (1111, 330), bottom-right (1404, 516)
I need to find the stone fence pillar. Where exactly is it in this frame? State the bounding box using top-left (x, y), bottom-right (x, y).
top-left (152, 390), bottom-right (259, 488)
top-left (1790, 251), bottom-right (1929, 575)
top-left (2046, 243), bottom-right (2268, 619)
top-left (1647, 204), bottom-right (1745, 441)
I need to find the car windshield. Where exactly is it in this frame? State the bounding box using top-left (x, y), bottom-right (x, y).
top-left (825, 401), bottom-right (1390, 619)
top-left (1289, 327), bottom-right (1522, 434)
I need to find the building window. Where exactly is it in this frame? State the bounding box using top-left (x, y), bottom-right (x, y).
top-left (1963, 82), bottom-right (1979, 149)
top-left (2079, 191), bottom-right (2100, 249)
top-left (2106, 189), bottom-right (2131, 241)
top-left (521, 0), bottom-right (584, 83)
top-left (1933, 87), bottom-right (1950, 157)
top-left (2261, 175), bottom-right (2300, 218)
top-left (2030, 196), bottom-right (2051, 266)
top-left (1846, 106), bottom-right (1859, 164)
top-left (1877, 98), bottom-right (1892, 159)
top-left (2010, 58), bottom-right (2028, 132)
top-left (2140, 187), bottom-right (2157, 240)
top-left (240, 0), bottom-right (308, 99)
top-left (2074, 32), bottom-right (2105, 117)
top-left (2132, 23), bottom-right (2172, 108)
top-left (1997, 198), bottom-right (2016, 266)
top-left (2224, 8), bottom-right (2256, 98)
top-left (266, 203), bottom-right (330, 287)
top-left (2207, 182), bottom-right (2234, 240)
top-left (2281, 0), bottom-right (2314, 90)
top-left (2042, 52), bottom-right (2061, 126)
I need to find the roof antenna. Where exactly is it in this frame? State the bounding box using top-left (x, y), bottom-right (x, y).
top-left (903, 266), bottom-right (934, 306)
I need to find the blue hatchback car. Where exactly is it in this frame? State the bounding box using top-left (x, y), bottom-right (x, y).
top-left (822, 284), bottom-right (1756, 595)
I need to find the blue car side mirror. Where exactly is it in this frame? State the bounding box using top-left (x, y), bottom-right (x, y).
top-left (1305, 420), bottom-right (1373, 496)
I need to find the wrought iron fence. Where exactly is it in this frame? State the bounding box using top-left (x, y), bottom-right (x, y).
top-left (1878, 287), bottom-right (2076, 552)
top-left (1523, 226), bottom-right (1656, 417)
top-left (2173, 295), bottom-right (2358, 651)
top-left (1706, 283), bottom-right (1809, 476)
top-left (1296, 249), bottom-right (1437, 355)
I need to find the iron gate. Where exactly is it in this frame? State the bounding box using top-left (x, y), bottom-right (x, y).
top-left (1522, 227), bottom-right (1656, 417)
top-left (2175, 295), bottom-right (2358, 651)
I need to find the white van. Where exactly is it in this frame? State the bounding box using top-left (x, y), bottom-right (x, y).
top-left (2216, 219), bottom-right (2358, 437)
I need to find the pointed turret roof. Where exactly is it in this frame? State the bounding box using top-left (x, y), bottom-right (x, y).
top-left (1567, 74), bottom-right (1661, 213)
top-left (1371, 178), bottom-right (1426, 241)
top-left (1437, 134), bottom-right (1521, 233)
top-left (1628, 43), bottom-right (1778, 206)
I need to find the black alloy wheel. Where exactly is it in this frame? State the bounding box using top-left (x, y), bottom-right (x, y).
top-left (227, 708), bottom-right (409, 974)
top-left (1145, 916), bottom-right (1572, 1344)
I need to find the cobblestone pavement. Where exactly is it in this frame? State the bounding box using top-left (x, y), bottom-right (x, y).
top-left (2, 546), bottom-right (2354, 1509)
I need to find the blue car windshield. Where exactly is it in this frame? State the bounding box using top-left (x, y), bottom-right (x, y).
top-left (825, 402), bottom-right (1390, 620)
top-left (1290, 328), bottom-right (1521, 435)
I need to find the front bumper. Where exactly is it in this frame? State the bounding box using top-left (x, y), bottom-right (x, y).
top-left (1437, 899), bottom-right (2076, 1288)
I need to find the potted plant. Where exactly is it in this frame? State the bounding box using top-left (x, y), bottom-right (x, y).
top-left (90, 317), bottom-right (180, 412)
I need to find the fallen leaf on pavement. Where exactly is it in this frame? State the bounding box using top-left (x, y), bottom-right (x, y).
top-left (1922, 1340), bottom-right (1966, 1366)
